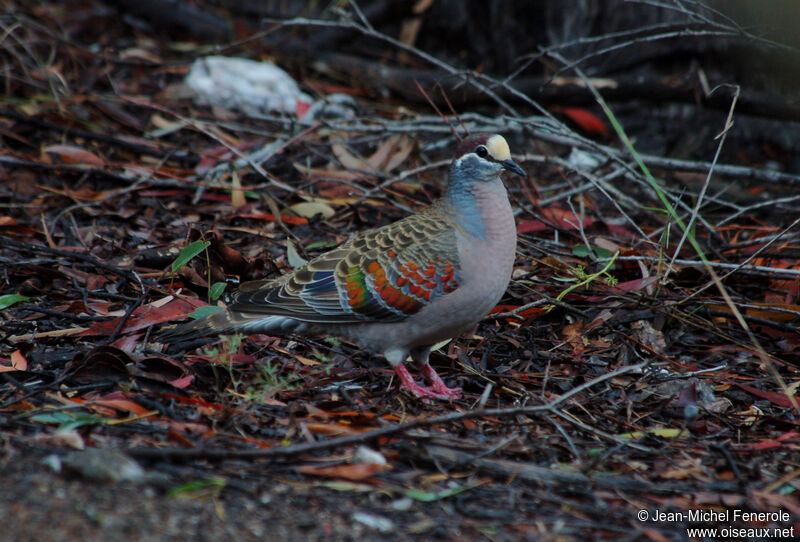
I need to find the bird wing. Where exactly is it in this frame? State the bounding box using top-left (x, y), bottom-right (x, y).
top-left (229, 205), bottom-right (461, 324)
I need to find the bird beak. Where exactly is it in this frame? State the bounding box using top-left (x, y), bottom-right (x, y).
top-left (500, 159), bottom-right (527, 179)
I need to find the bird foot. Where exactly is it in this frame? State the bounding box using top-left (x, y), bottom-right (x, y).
top-left (420, 363), bottom-right (462, 398)
top-left (393, 364), bottom-right (461, 400)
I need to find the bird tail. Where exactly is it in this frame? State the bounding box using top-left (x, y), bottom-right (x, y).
top-left (159, 308), bottom-right (304, 344)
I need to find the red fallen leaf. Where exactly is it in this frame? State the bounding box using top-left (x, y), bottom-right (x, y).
top-left (11, 350), bottom-right (27, 370)
top-left (316, 181), bottom-right (360, 199)
top-left (160, 393), bottom-right (225, 410)
top-left (91, 396), bottom-right (151, 416)
top-left (59, 266), bottom-right (110, 290)
top-left (0, 223), bottom-right (42, 237)
top-left (168, 375), bottom-right (194, 389)
top-left (200, 192), bottom-right (237, 203)
top-left (80, 297), bottom-right (206, 336)
top-left (490, 305), bottom-right (544, 319)
top-left (745, 431), bottom-right (800, 450)
top-left (735, 383), bottom-right (796, 408)
top-left (225, 212), bottom-right (308, 225)
top-left (552, 106), bottom-right (609, 137)
top-left (608, 277), bottom-right (659, 293)
top-left (55, 299), bottom-right (89, 314)
top-left (305, 423), bottom-right (364, 436)
top-left (112, 333), bottom-right (141, 353)
top-left (166, 429), bottom-right (196, 447)
top-left (296, 99), bottom-right (311, 118)
top-left (43, 144), bottom-right (105, 167)
top-left (517, 219), bottom-right (548, 234)
top-left (230, 436), bottom-right (274, 449)
top-left (297, 463), bottom-right (389, 481)
top-left (540, 207), bottom-right (596, 230)
top-left (0, 350), bottom-right (28, 372)
top-left (209, 231), bottom-right (248, 273)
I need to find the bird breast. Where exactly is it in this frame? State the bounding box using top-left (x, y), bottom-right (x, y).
top-left (455, 178), bottom-right (517, 316)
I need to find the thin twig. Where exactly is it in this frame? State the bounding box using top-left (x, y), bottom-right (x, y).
top-left (665, 84), bottom-right (739, 281)
top-left (607, 255), bottom-right (800, 279)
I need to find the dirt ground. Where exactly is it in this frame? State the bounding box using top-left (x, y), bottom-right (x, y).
top-left (2, 1), bottom-right (800, 541)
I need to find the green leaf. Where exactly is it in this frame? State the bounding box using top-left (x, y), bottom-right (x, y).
top-left (167, 477), bottom-right (226, 497)
top-left (315, 481), bottom-right (374, 492)
top-left (572, 245), bottom-right (593, 258)
top-left (594, 246), bottom-right (614, 258)
top-left (617, 428), bottom-right (688, 439)
top-left (189, 305), bottom-right (223, 320)
top-left (59, 414), bottom-right (109, 431)
top-left (0, 294), bottom-right (29, 310)
top-left (209, 282), bottom-right (226, 300)
top-left (404, 484), bottom-right (477, 502)
top-left (30, 411), bottom-right (108, 430)
top-left (171, 240), bottom-right (210, 272)
top-left (305, 240), bottom-right (339, 250)
top-left (30, 412), bottom-right (74, 424)
top-left (572, 245), bottom-right (614, 259)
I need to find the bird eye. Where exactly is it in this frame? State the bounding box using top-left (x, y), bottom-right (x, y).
top-left (475, 145), bottom-right (489, 158)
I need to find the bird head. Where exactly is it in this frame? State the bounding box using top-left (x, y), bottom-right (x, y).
top-left (452, 134), bottom-right (526, 182)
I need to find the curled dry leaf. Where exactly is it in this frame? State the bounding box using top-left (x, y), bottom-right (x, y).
top-left (43, 144), bottom-right (105, 167)
top-left (297, 462), bottom-right (390, 481)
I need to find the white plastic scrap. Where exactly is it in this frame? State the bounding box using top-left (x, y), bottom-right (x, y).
top-left (566, 147), bottom-right (603, 170)
top-left (185, 56), bottom-right (312, 117)
top-left (352, 512), bottom-right (395, 533)
top-left (352, 445), bottom-right (387, 465)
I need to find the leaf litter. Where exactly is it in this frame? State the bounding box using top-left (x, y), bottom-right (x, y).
top-left (1, 1), bottom-right (799, 539)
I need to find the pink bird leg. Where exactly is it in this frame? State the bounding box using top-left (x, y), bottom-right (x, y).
top-left (393, 363), bottom-right (461, 400)
top-left (420, 362), bottom-right (462, 398)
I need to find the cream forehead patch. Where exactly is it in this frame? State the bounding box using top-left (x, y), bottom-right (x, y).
top-left (485, 134), bottom-right (511, 161)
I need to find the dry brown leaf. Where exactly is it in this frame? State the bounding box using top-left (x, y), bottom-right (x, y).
top-left (289, 200), bottom-right (336, 219)
top-left (0, 350), bottom-right (28, 372)
top-left (332, 143), bottom-right (372, 172)
top-left (230, 171), bottom-right (246, 209)
top-left (297, 462), bottom-right (390, 481)
top-left (43, 144), bottom-right (105, 167)
top-left (382, 135), bottom-right (414, 173)
top-left (8, 327), bottom-right (89, 342)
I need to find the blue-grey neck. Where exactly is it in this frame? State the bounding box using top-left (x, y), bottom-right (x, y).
top-left (445, 156), bottom-right (502, 239)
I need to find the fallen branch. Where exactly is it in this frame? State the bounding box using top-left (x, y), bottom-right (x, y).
top-left (422, 445), bottom-right (741, 495)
